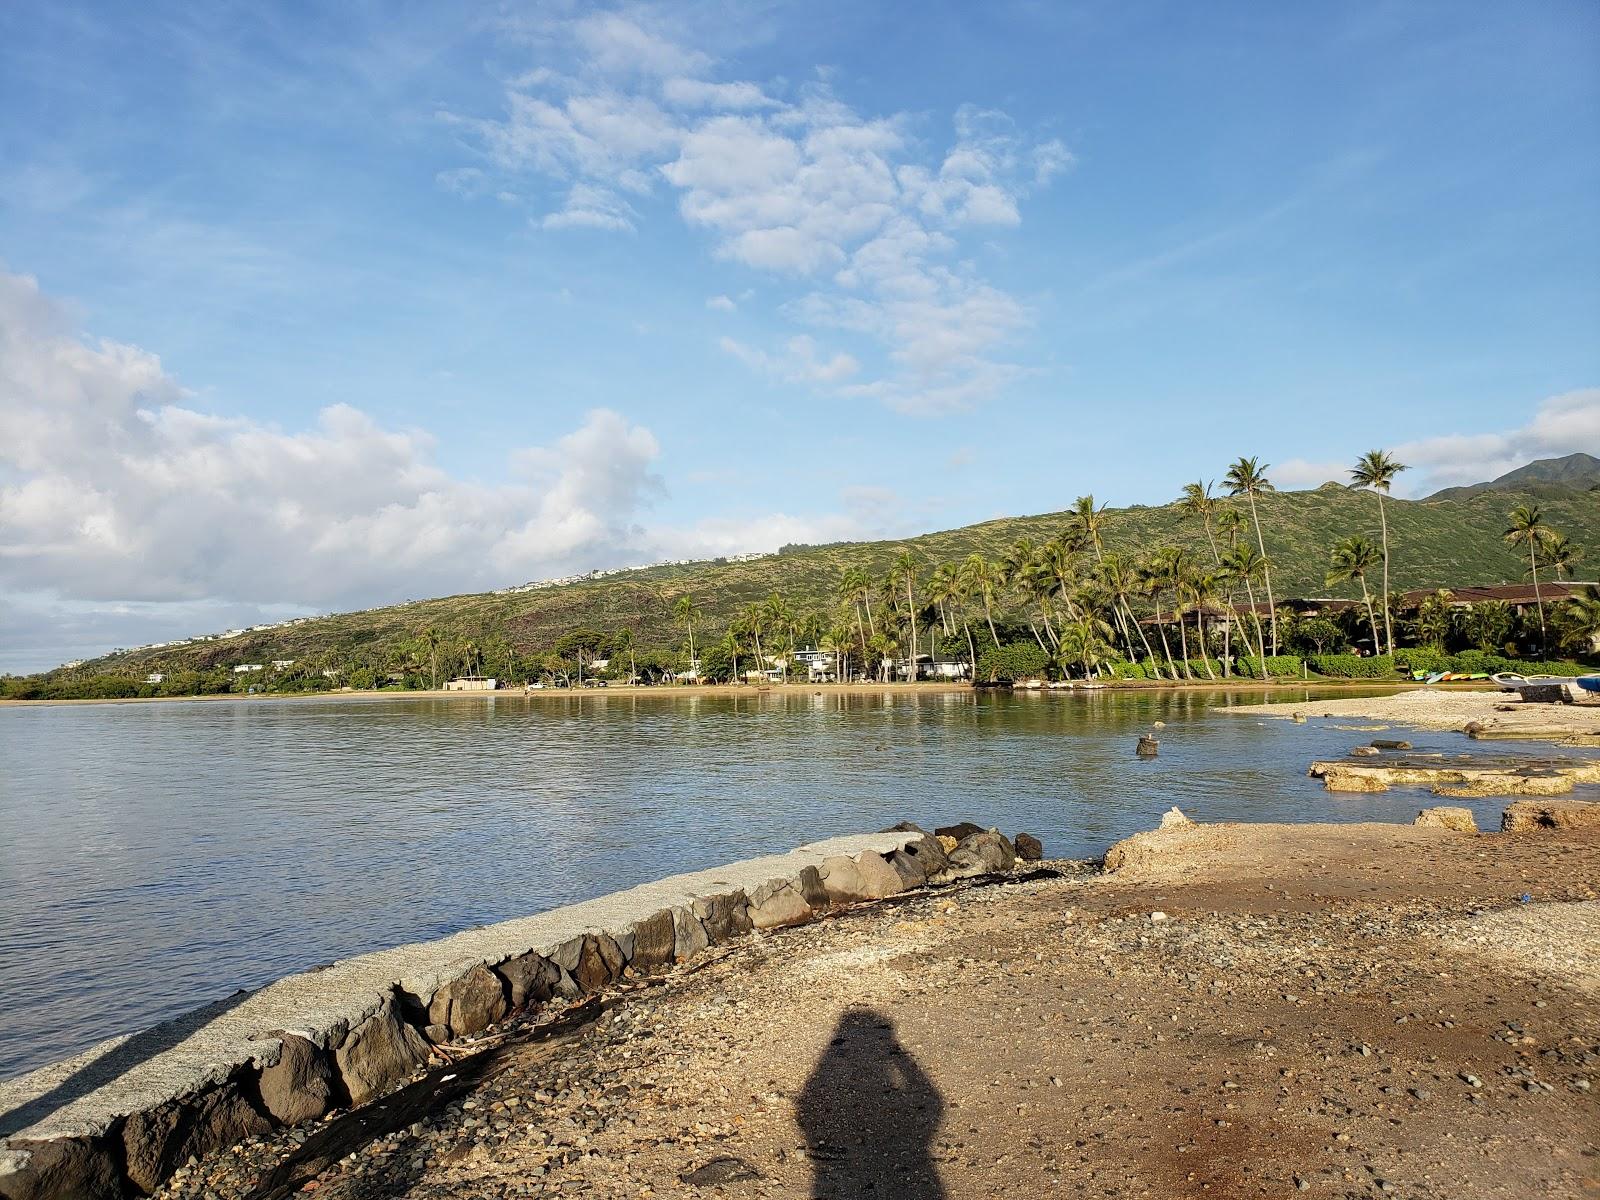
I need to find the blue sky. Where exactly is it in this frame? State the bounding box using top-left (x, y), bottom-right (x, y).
top-left (1, 1), bottom-right (1597, 671)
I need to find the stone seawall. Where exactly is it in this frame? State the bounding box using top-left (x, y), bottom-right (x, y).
top-left (0, 825), bottom-right (1019, 1200)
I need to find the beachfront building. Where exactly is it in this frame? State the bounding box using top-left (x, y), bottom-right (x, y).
top-left (233, 663), bottom-right (263, 674)
top-left (271, 659), bottom-right (295, 670)
top-left (896, 654), bottom-right (971, 681)
top-left (444, 677), bottom-right (498, 691)
top-left (145, 672), bottom-right (165, 684)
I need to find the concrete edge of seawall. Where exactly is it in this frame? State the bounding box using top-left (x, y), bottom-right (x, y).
top-left (0, 825), bottom-right (1022, 1200)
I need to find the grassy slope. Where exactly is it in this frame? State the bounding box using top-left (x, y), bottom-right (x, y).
top-left (67, 483), bottom-right (1600, 674)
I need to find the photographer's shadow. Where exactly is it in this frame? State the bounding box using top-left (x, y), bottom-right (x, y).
top-left (797, 1008), bottom-right (945, 1199)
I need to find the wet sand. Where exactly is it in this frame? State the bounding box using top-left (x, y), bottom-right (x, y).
top-left (1231, 687), bottom-right (1600, 744)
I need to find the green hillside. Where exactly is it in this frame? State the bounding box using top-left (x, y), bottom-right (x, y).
top-left (32, 478), bottom-right (1598, 687)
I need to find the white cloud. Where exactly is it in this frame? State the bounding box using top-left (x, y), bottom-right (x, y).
top-left (1245, 390), bottom-right (1600, 495)
top-left (662, 77), bottom-right (777, 111)
top-left (718, 334), bottom-right (859, 385)
top-left (1393, 389), bottom-right (1600, 495)
top-left (705, 293), bottom-right (736, 311)
top-left (443, 12), bottom-right (1069, 415)
top-left (0, 270), bottom-right (889, 670)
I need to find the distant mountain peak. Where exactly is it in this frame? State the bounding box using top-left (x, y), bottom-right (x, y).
top-left (1425, 452), bottom-right (1600, 501)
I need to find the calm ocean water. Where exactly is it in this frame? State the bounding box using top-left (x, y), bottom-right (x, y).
top-left (0, 687), bottom-right (1586, 1079)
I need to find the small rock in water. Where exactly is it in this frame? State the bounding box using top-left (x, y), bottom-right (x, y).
top-left (1350, 746), bottom-right (1380, 757)
top-left (1136, 735), bottom-right (1160, 758)
top-left (1159, 807), bottom-right (1194, 829)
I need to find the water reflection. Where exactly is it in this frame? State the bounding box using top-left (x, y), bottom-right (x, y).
top-left (0, 687), bottom-right (1591, 1079)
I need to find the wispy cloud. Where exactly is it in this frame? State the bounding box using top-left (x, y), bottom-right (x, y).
top-left (443, 9), bottom-right (1067, 415)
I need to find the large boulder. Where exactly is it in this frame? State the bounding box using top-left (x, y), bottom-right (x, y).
top-left (121, 1077), bottom-right (271, 1194)
top-left (672, 906), bottom-right (710, 959)
top-left (935, 822), bottom-right (985, 842)
top-left (945, 830), bottom-right (1017, 878)
top-left (0, 1138), bottom-right (122, 1200)
top-left (427, 964), bottom-right (507, 1039)
top-left (332, 995), bottom-right (429, 1107)
top-left (494, 951), bottom-right (561, 1009)
top-left (1013, 833), bottom-right (1043, 862)
top-left (574, 934), bottom-right (626, 992)
top-left (1413, 807), bottom-right (1478, 833)
top-left (1501, 799), bottom-right (1600, 833)
top-left (901, 834), bottom-right (952, 883)
top-left (816, 852), bottom-right (905, 905)
top-left (692, 892), bottom-right (753, 943)
top-left (746, 878), bottom-right (813, 929)
top-left (628, 910), bottom-right (678, 972)
top-left (256, 1032), bottom-right (335, 1125)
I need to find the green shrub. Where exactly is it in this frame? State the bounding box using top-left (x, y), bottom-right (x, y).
top-left (1106, 661), bottom-right (1146, 680)
top-left (1395, 648), bottom-right (1449, 673)
top-left (1237, 654), bottom-right (1305, 678)
top-left (977, 642), bottom-right (1051, 682)
top-left (1307, 653), bottom-right (1397, 678)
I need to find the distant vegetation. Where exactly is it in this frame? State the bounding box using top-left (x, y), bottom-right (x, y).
top-left (6, 452), bottom-right (1598, 699)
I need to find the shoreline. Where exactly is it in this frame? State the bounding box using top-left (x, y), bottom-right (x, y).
top-left (0, 676), bottom-right (1428, 709)
top-left (11, 814), bottom-right (1590, 1200)
top-left (1231, 686), bottom-right (1600, 744)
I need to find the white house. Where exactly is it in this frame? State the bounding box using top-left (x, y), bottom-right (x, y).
top-left (233, 664), bottom-right (263, 674)
top-left (445, 677), bottom-right (498, 691)
top-left (145, 672), bottom-right (165, 684)
top-left (271, 659), bottom-right (295, 670)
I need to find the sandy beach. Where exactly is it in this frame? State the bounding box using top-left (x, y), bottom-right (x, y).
top-left (145, 818), bottom-right (1600, 1200)
top-left (1230, 687), bottom-right (1600, 744)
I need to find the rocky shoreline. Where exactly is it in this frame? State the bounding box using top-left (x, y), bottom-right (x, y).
top-left (6, 811), bottom-right (1599, 1199)
top-left (0, 825), bottom-right (1036, 1200)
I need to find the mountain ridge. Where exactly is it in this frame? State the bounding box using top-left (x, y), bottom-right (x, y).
top-left (33, 463), bottom-right (1599, 682)
top-left (1426, 452), bottom-right (1600, 501)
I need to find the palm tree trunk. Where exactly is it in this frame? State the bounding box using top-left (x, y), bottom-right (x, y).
top-left (1221, 592), bottom-right (1233, 676)
top-left (904, 574), bottom-right (918, 683)
top-left (1377, 489), bottom-right (1395, 656)
top-left (1153, 595), bottom-right (1179, 677)
top-left (1125, 600), bottom-right (1163, 678)
top-left (1196, 611), bottom-right (1217, 679)
top-left (1360, 580), bottom-right (1379, 652)
top-left (983, 595), bottom-right (1000, 648)
top-left (1530, 546), bottom-right (1547, 651)
top-left (862, 590), bottom-right (876, 638)
top-left (1247, 492), bottom-right (1278, 655)
top-left (1176, 607), bottom-right (1193, 679)
top-left (1241, 577), bottom-right (1268, 663)
top-left (964, 619), bottom-right (978, 680)
top-left (1028, 621), bottom-right (1048, 653)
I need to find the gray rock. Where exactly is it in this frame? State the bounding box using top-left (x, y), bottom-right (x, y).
top-left (121, 1078), bottom-right (271, 1194)
top-left (575, 935), bottom-right (625, 992)
top-left (745, 880), bottom-right (813, 930)
top-left (333, 995), bottom-right (429, 1107)
top-left (672, 906), bottom-right (710, 960)
top-left (692, 891), bottom-right (752, 943)
top-left (887, 848), bottom-right (927, 888)
top-left (816, 853), bottom-right (904, 905)
top-left (680, 1156), bottom-right (759, 1185)
top-left (547, 937), bottom-right (585, 974)
top-left (255, 1033), bottom-right (334, 1126)
top-left (494, 952), bottom-right (561, 1009)
top-left (628, 910), bottom-right (677, 972)
top-left (946, 829), bottom-right (1017, 877)
top-left (0, 1137), bottom-right (122, 1200)
top-left (901, 834), bottom-right (952, 882)
top-left (427, 964), bottom-right (508, 1039)
top-left (795, 865), bottom-right (829, 908)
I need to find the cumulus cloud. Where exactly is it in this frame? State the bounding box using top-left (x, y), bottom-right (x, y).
top-left (0, 270), bottom-right (891, 670)
top-left (1244, 390), bottom-right (1600, 496)
top-left (446, 10), bottom-right (1069, 414)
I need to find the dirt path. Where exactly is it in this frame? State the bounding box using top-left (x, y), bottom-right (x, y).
top-left (1231, 687), bottom-right (1600, 744)
top-left (157, 823), bottom-right (1600, 1200)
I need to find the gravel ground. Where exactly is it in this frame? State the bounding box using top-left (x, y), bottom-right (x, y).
top-left (1230, 689), bottom-right (1600, 742)
top-left (155, 823), bottom-right (1600, 1200)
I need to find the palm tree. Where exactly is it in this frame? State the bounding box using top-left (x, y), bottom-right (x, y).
top-left (1220, 543), bottom-right (1270, 662)
top-left (962, 554), bottom-right (1002, 647)
top-left (927, 562), bottom-right (961, 636)
top-left (1099, 551), bottom-right (1162, 674)
top-left (717, 626), bottom-right (743, 684)
top-left (893, 549), bottom-right (920, 681)
top-left (1327, 535), bottom-right (1382, 653)
top-left (1223, 456), bottom-right (1279, 655)
top-left (1349, 450), bottom-right (1409, 655)
top-left (672, 595), bottom-right (699, 683)
top-left (1179, 481), bottom-right (1222, 564)
top-left (612, 626), bottom-right (636, 684)
top-left (1504, 504), bottom-right (1552, 651)
top-left (821, 624), bottom-right (853, 683)
top-left (1534, 532), bottom-right (1583, 581)
top-left (1556, 584), bottom-right (1600, 657)
top-left (1068, 495), bottom-right (1107, 562)
top-left (423, 627), bottom-right (442, 690)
